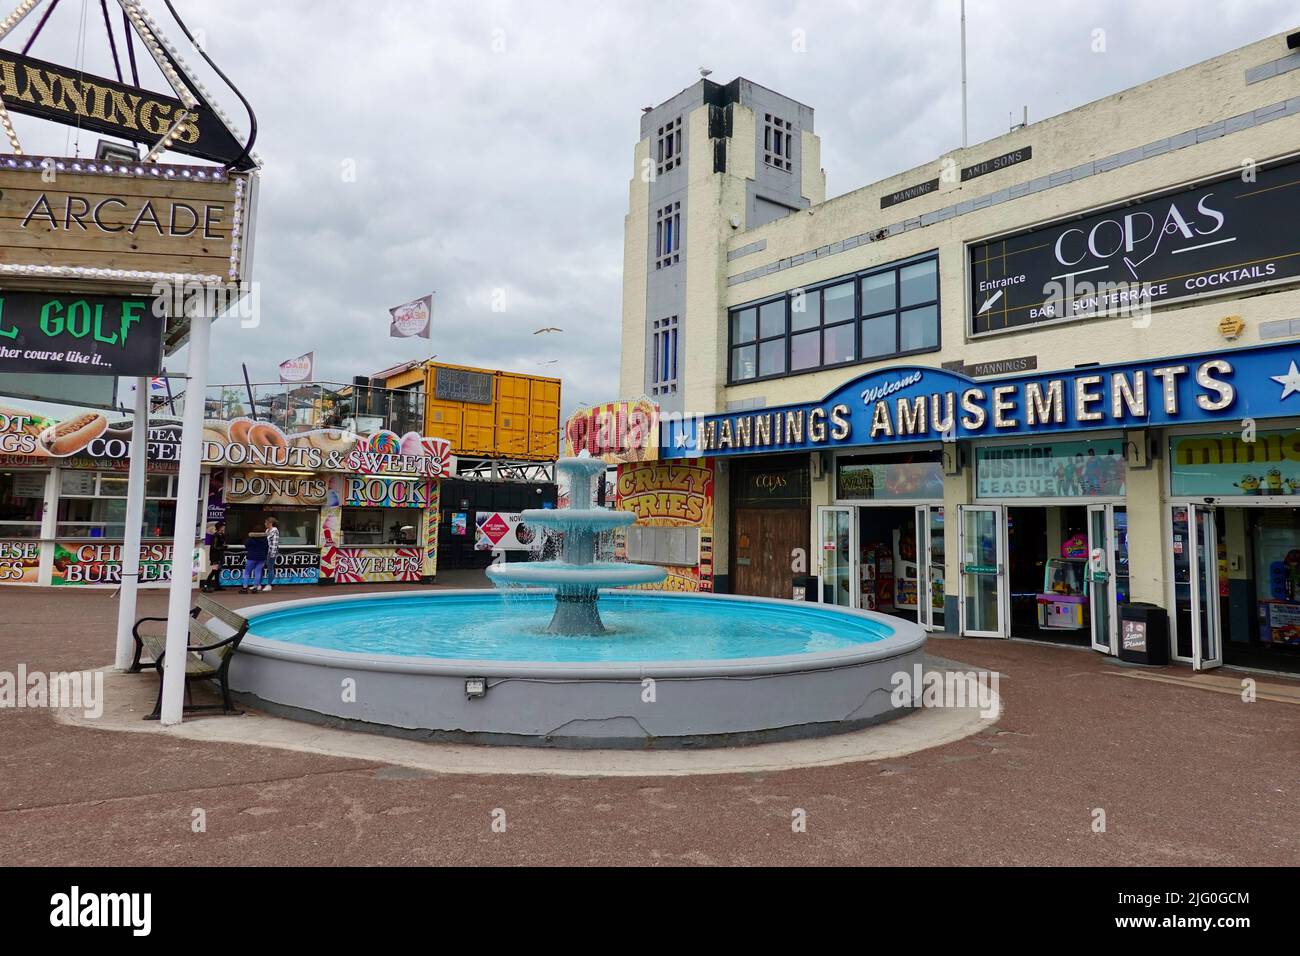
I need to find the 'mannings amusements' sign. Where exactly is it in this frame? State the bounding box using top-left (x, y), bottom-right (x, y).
top-left (662, 342), bottom-right (1300, 458)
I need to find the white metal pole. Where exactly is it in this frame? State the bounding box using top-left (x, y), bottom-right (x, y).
top-left (960, 0), bottom-right (968, 149)
top-left (114, 376), bottom-right (152, 670)
top-left (159, 313), bottom-right (211, 725)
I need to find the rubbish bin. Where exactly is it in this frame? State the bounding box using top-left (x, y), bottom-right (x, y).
top-left (1118, 602), bottom-right (1170, 665)
top-left (792, 574), bottom-right (820, 603)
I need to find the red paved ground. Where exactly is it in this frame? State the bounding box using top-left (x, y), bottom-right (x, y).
top-left (1, 582), bottom-right (1296, 866)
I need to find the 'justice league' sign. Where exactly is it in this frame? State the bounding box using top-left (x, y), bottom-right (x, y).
top-left (969, 158), bottom-right (1300, 334)
top-left (0, 292), bottom-right (163, 377)
top-left (663, 342), bottom-right (1300, 458)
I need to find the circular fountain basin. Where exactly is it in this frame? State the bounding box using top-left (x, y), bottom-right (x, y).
top-left (224, 590), bottom-right (925, 748)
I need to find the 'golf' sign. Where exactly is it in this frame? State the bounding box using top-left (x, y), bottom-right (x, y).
top-left (0, 292), bottom-right (163, 377)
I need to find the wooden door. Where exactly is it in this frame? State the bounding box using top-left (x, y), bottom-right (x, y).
top-left (733, 507), bottom-right (808, 599)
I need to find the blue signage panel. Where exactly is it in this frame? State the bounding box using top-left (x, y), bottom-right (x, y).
top-left (663, 342), bottom-right (1300, 458)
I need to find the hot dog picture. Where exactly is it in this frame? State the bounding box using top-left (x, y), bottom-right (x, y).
top-left (38, 412), bottom-right (109, 457)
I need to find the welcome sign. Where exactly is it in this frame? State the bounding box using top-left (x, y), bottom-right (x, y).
top-left (0, 292), bottom-right (163, 376)
top-left (664, 342), bottom-right (1300, 458)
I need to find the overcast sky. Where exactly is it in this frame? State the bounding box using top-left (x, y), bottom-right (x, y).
top-left (7, 0), bottom-right (1297, 419)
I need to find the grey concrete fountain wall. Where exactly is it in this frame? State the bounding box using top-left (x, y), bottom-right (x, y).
top-left (225, 590), bottom-right (925, 749)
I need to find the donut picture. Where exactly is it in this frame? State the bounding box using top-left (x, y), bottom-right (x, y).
top-left (306, 429), bottom-right (357, 456)
top-left (203, 419), bottom-right (232, 445)
top-left (227, 417), bottom-right (255, 445)
top-left (248, 421), bottom-right (288, 450)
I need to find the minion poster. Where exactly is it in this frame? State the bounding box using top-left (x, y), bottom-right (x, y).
top-left (1171, 431), bottom-right (1300, 497)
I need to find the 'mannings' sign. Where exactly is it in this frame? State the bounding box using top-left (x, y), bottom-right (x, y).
top-left (0, 51), bottom-right (252, 169)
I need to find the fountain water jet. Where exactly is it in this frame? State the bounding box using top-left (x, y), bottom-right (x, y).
top-left (485, 454), bottom-right (665, 634)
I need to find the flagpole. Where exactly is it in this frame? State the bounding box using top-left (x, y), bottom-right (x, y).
top-left (163, 374), bottom-right (177, 416)
top-left (961, 0), bottom-right (968, 149)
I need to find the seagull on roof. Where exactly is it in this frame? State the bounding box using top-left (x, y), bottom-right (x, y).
top-left (533, 327), bottom-right (563, 334)
top-left (642, 106), bottom-right (654, 113)
top-left (699, 67), bottom-right (712, 78)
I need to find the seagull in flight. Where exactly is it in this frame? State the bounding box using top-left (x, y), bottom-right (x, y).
top-left (533, 327), bottom-right (563, 334)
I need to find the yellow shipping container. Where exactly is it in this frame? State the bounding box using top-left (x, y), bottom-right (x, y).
top-left (382, 361), bottom-right (561, 461)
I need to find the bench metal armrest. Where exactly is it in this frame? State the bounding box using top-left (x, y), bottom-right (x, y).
top-left (189, 631), bottom-right (244, 654)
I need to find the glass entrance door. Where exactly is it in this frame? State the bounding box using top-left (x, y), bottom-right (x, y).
top-left (1189, 504), bottom-right (1223, 671)
top-left (959, 505), bottom-right (1008, 637)
top-left (1087, 504), bottom-right (1117, 655)
top-left (915, 505), bottom-right (946, 631)
top-left (818, 505), bottom-right (856, 607)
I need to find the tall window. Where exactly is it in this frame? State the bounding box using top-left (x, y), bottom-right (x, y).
top-left (728, 253), bottom-right (940, 383)
top-left (656, 117), bottom-right (682, 176)
top-left (652, 315), bottom-right (679, 396)
top-left (764, 114), bottom-right (793, 171)
top-left (860, 258), bottom-right (939, 359)
top-left (655, 202), bottom-right (681, 269)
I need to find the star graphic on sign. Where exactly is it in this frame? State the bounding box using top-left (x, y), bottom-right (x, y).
top-left (1271, 360), bottom-right (1300, 400)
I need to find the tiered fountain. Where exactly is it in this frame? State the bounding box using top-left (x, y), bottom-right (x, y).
top-left (485, 454), bottom-right (665, 633)
top-left (228, 454), bottom-right (926, 748)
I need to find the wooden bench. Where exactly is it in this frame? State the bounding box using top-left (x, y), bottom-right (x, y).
top-left (130, 594), bottom-right (250, 720)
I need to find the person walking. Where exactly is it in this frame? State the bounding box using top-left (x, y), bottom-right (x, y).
top-left (260, 516), bottom-right (280, 592)
top-left (202, 521), bottom-right (227, 592)
top-left (240, 524), bottom-right (268, 594)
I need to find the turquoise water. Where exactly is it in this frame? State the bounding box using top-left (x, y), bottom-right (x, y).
top-left (249, 592), bottom-right (895, 663)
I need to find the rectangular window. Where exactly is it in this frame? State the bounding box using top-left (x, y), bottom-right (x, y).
top-left (763, 114), bottom-right (794, 171)
top-left (730, 296), bottom-right (786, 382)
top-left (656, 117), bottom-right (682, 177)
top-left (55, 470), bottom-right (200, 540)
top-left (859, 257), bottom-right (938, 359)
top-left (651, 315), bottom-right (679, 396)
top-left (0, 471), bottom-right (45, 539)
top-left (727, 253), bottom-right (940, 383)
top-left (340, 507), bottom-right (422, 546)
top-left (625, 525), bottom-right (700, 567)
top-left (654, 201), bottom-right (681, 269)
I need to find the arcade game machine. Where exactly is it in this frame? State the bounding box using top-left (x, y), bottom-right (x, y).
top-left (891, 523), bottom-right (920, 615)
top-left (1037, 533), bottom-right (1090, 631)
top-left (859, 540), bottom-right (893, 612)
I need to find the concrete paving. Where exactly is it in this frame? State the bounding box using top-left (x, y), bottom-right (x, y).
top-left (1, 583), bottom-right (1297, 866)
